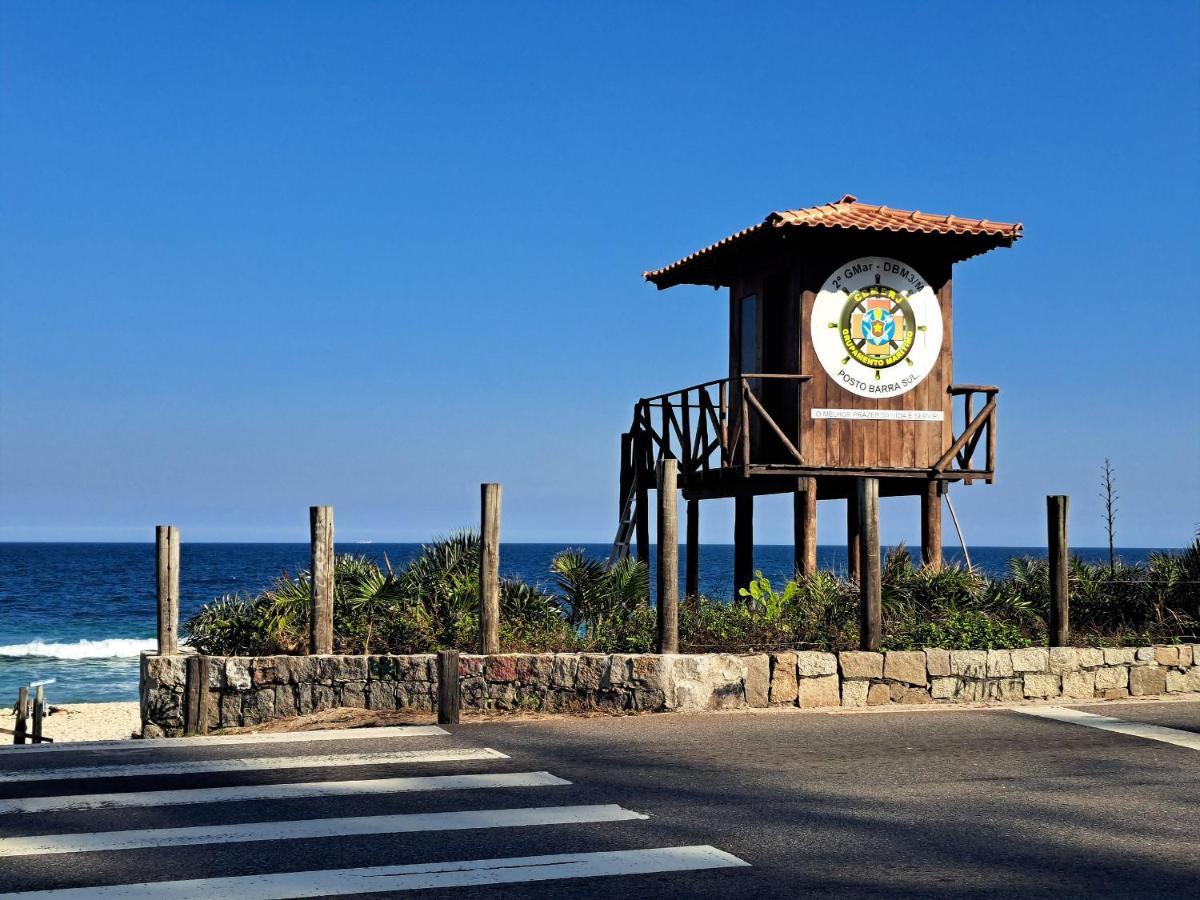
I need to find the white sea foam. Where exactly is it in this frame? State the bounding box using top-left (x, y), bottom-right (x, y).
top-left (0, 638), bottom-right (155, 659)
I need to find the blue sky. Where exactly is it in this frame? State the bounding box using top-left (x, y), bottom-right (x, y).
top-left (2, 2), bottom-right (1197, 546)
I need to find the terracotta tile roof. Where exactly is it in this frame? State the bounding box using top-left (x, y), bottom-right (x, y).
top-left (644, 194), bottom-right (1023, 288)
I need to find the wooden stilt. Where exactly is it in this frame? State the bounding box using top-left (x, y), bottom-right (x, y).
top-left (734, 494), bottom-right (754, 599)
top-left (309, 506), bottom-right (334, 655)
top-left (656, 460), bottom-right (679, 653)
top-left (793, 477), bottom-right (817, 576)
top-left (857, 478), bottom-right (881, 651)
top-left (480, 484), bottom-right (502, 654)
top-left (634, 432), bottom-right (650, 563)
top-left (846, 494), bottom-right (861, 583)
top-left (1047, 495), bottom-right (1070, 647)
top-left (921, 480), bottom-right (943, 569)
top-left (685, 498), bottom-right (700, 599)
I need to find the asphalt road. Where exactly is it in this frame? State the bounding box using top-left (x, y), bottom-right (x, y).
top-left (0, 698), bottom-right (1196, 898)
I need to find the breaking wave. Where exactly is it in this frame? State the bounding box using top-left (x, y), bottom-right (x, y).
top-left (0, 638), bottom-right (156, 659)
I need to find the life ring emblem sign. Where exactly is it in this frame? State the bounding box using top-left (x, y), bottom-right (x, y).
top-left (811, 256), bottom-right (943, 399)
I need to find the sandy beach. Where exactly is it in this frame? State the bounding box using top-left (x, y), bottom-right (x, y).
top-left (2, 701), bottom-right (140, 744)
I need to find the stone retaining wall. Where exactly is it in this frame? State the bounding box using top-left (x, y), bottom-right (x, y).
top-left (140, 644), bottom-right (1200, 737)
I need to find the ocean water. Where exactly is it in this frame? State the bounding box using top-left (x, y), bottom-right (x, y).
top-left (0, 542), bottom-right (1170, 703)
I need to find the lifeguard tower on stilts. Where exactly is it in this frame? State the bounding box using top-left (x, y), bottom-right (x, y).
top-left (613, 195), bottom-right (1022, 649)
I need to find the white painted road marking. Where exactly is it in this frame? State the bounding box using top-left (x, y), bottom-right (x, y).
top-left (0, 771), bottom-right (570, 815)
top-left (0, 747), bottom-right (507, 784)
top-left (1015, 706), bottom-right (1200, 751)
top-left (0, 845), bottom-right (749, 898)
top-left (0, 725), bottom-right (448, 756)
top-left (0, 804), bottom-right (650, 857)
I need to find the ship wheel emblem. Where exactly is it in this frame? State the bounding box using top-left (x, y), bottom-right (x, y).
top-left (831, 285), bottom-right (923, 374)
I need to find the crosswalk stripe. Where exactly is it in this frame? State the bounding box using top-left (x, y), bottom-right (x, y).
top-left (0, 747), bottom-right (507, 784)
top-left (0, 845), bottom-right (749, 898)
top-left (0, 804), bottom-right (649, 857)
top-left (0, 726), bottom-right (448, 756)
top-left (0, 771), bottom-right (571, 815)
top-left (1013, 706), bottom-right (1200, 751)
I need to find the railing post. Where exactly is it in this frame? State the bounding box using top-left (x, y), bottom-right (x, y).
top-left (309, 506), bottom-right (335, 655)
top-left (437, 649), bottom-right (461, 725)
top-left (14, 687), bottom-right (28, 744)
top-left (740, 379), bottom-right (751, 467)
top-left (155, 525), bottom-right (180, 656)
top-left (857, 478), bottom-right (881, 651)
top-left (1047, 495), bottom-right (1070, 647)
top-left (719, 380), bottom-right (729, 464)
top-left (656, 459), bottom-right (679, 653)
top-left (480, 483), bottom-right (501, 654)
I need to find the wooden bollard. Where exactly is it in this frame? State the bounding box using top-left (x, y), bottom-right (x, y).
top-left (155, 525), bottom-right (180, 655)
top-left (480, 484), bottom-right (501, 654)
top-left (184, 654), bottom-right (210, 736)
top-left (437, 650), bottom-right (461, 725)
top-left (656, 459), bottom-right (679, 653)
top-left (309, 506), bottom-right (335, 655)
top-left (857, 478), bottom-right (881, 651)
top-left (32, 685), bottom-right (44, 744)
top-left (14, 687), bottom-right (28, 744)
top-left (1047, 495), bottom-right (1070, 646)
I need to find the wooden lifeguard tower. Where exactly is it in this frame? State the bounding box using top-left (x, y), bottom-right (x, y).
top-left (614, 194), bottom-right (1022, 639)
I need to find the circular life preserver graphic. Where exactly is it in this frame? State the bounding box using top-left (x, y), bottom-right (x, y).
top-left (811, 257), bottom-right (943, 398)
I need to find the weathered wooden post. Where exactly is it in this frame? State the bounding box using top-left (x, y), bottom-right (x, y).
top-left (656, 459), bottom-right (679, 653)
top-left (155, 525), bottom-right (180, 655)
top-left (921, 481), bottom-right (943, 569)
top-left (14, 687), bottom-right (28, 744)
top-left (846, 496), bottom-right (861, 583)
top-left (634, 430), bottom-right (651, 562)
top-left (734, 494), bottom-right (754, 598)
top-left (309, 506), bottom-right (335, 655)
top-left (480, 483), bottom-right (501, 654)
top-left (685, 498), bottom-right (700, 598)
top-left (794, 477), bottom-right (817, 576)
top-left (184, 655), bottom-right (210, 736)
top-left (437, 649), bottom-right (461, 725)
top-left (32, 685), bottom-right (44, 744)
top-left (1047, 495), bottom-right (1070, 647)
top-left (857, 478), bottom-right (881, 651)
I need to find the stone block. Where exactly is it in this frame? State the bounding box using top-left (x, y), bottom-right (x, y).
top-left (367, 681), bottom-right (398, 710)
top-left (575, 655), bottom-right (609, 691)
top-left (931, 677), bottom-right (960, 700)
top-left (1077, 648), bottom-right (1104, 669)
top-left (336, 656), bottom-right (368, 682)
top-left (986, 649), bottom-right (1014, 678)
top-left (741, 654), bottom-right (770, 708)
top-left (204, 657), bottom-right (224, 690)
top-left (273, 684), bottom-right (298, 717)
top-left (1134, 646), bottom-right (1155, 664)
top-left (768, 652), bottom-right (798, 706)
top-left (484, 655), bottom-right (518, 683)
top-left (552, 654), bottom-right (579, 689)
top-left (883, 651), bottom-right (927, 686)
top-left (797, 674), bottom-right (841, 708)
top-left (631, 656), bottom-right (669, 693)
top-left (669, 655), bottom-right (746, 711)
top-left (841, 680), bottom-right (869, 708)
top-left (1011, 648), bottom-right (1048, 673)
top-left (1165, 670), bottom-right (1188, 693)
top-left (796, 651), bottom-right (838, 677)
top-left (1023, 672), bottom-right (1061, 699)
top-left (959, 678), bottom-right (1024, 702)
top-left (866, 683), bottom-right (891, 705)
top-left (889, 681), bottom-right (908, 702)
top-left (924, 648), bottom-right (951, 677)
top-left (1177, 645), bottom-right (1193, 668)
top-left (219, 693), bottom-right (241, 727)
top-left (1129, 666), bottom-right (1167, 696)
top-left (339, 681), bottom-right (366, 708)
top-left (243, 687), bottom-right (276, 725)
top-left (950, 650), bottom-right (987, 678)
top-left (1094, 666), bottom-right (1128, 690)
top-left (311, 684), bottom-right (335, 712)
top-left (1101, 687), bottom-right (1130, 700)
top-left (225, 658), bottom-right (252, 691)
top-left (602, 654), bottom-right (631, 688)
top-left (1103, 647), bottom-right (1137, 665)
top-left (1154, 645), bottom-right (1180, 667)
top-left (1048, 647), bottom-right (1079, 675)
top-left (839, 651), bottom-right (883, 680)
top-left (898, 688), bottom-right (932, 705)
top-left (1062, 670), bottom-right (1096, 699)
top-left (1184, 666), bottom-right (1200, 692)
top-left (251, 658), bottom-right (276, 686)
top-left (142, 722), bottom-right (165, 739)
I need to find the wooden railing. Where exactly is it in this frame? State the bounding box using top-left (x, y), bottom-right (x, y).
top-left (629, 374), bottom-right (811, 478)
top-left (934, 385), bottom-right (998, 480)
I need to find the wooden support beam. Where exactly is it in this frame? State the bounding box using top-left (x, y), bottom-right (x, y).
top-left (734, 494), bottom-right (754, 599)
top-left (309, 506), bottom-right (335, 655)
top-left (14, 687), bottom-right (28, 744)
top-left (846, 495), bottom-right (861, 583)
top-left (793, 477), bottom-right (817, 576)
top-left (480, 483), bottom-right (502, 655)
top-left (857, 478), bottom-right (881, 651)
top-left (921, 481), bottom-right (943, 569)
top-left (1047, 495), bottom-right (1070, 647)
top-left (437, 650), bottom-right (461, 726)
top-left (634, 432), bottom-right (651, 562)
top-left (184, 654), bottom-right (210, 736)
top-left (656, 459), bottom-right (679, 653)
top-left (685, 498), bottom-right (700, 599)
top-left (155, 525), bottom-right (180, 655)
